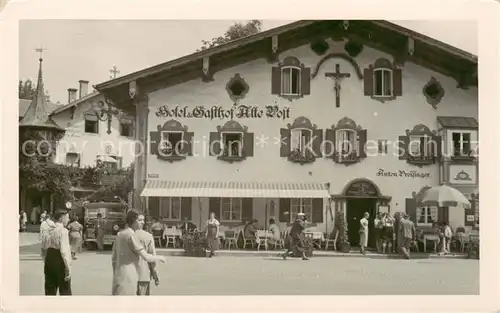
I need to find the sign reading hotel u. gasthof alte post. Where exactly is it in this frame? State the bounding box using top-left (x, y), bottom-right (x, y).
top-left (155, 104), bottom-right (291, 120)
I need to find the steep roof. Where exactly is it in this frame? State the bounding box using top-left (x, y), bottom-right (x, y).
top-left (19, 98), bottom-right (62, 119)
top-left (19, 58), bottom-right (64, 131)
top-left (50, 91), bottom-right (100, 116)
top-left (95, 20), bottom-right (477, 102)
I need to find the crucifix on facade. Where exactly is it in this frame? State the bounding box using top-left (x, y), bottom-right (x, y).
top-left (325, 64), bottom-right (351, 108)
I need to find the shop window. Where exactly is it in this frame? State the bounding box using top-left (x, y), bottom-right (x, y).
top-left (290, 198), bottom-right (313, 222)
top-left (159, 197), bottom-right (181, 220)
top-left (416, 206), bottom-right (438, 227)
top-left (221, 198), bottom-right (242, 221)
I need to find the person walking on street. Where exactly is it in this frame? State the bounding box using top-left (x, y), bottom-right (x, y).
top-left (281, 213), bottom-right (309, 260)
top-left (96, 213), bottom-right (105, 251)
top-left (20, 211), bottom-right (28, 232)
top-left (111, 209), bottom-right (165, 295)
top-left (44, 209), bottom-right (72, 296)
top-left (135, 214), bottom-right (159, 295)
top-left (399, 213), bottom-right (416, 259)
top-left (359, 212), bottom-right (370, 255)
top-left (67, 215), bottom-right (83, 260)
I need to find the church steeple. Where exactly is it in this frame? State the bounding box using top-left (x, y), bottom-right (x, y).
top-left (19, 54), bottom-right (63, 131)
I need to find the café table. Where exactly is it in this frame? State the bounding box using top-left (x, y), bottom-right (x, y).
top-left (304, 231), bottom-right (325, 249)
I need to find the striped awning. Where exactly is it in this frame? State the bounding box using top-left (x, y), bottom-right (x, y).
top-left (140, 180), bottom-right (329, 198)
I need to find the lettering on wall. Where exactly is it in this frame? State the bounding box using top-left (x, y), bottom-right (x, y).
top-left (155, 104), bottom-right (291, 120)
top-left (376, 168), bottom-right (431, 179)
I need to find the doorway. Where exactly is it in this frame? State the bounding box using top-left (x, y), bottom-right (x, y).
top-left (345, 198), bottom-right (377, 248)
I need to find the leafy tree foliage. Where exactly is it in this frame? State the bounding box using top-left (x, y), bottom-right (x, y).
top-left (198, 20), bottom-right (262, 51)
top-left (19, 79), bottom-right (37, 99)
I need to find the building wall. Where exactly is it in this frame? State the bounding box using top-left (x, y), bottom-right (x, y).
top-left (51, 94), bottom-right (136, 169)
top-left (145, 39), bottom-right (478, 231)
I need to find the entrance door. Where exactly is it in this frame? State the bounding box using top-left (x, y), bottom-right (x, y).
top-left (346, 198), bottom-right (377, 248)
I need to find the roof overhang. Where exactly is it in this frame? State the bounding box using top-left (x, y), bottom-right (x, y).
top-left (94, 20), bottom-right (478, 104)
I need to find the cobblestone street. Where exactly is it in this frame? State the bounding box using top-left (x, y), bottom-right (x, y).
top-left (20, 250), bottom-right (479, 295)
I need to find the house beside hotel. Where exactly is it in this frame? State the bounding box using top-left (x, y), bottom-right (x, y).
top-left (94, 20), bottom-right (478, 248)
top-left (19, 59), bottom-right (136, 217)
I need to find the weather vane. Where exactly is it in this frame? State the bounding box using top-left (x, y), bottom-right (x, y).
top-left (35, 45), bottom-right (47, 60)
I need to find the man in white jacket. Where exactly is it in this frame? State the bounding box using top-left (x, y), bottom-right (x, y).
top-left (40, 214), bottom-right (56, 259)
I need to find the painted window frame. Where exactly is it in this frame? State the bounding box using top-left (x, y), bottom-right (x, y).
top-left (160, 130), bottom-right (185, 156)
top-left (373, 68), bottom-right (393, 98)
top-left (409, 135), bottom-right (433, 158)
top-left (336, 129), bottom-right (358, 156)
top-left (290, 198), bottom-right (313, 222)
top-left (220, 198), bottom-right (243, 222)
top-left (290, 128), bottom-right (313, 155)
top-left (416, 206), bottom-right (438, 227)
top-left (221, 131), bottom-right (244, 158)
top-left (281, 66), bottom-right (301, 96)
top-left (159, 197), bottom-right (182, 221)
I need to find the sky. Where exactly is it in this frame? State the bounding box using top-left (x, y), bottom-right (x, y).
top-left (19, 20), bottom-right (477, 105)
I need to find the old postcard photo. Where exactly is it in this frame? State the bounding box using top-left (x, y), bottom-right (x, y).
top-left (1, 1), bottom-right (498, 312)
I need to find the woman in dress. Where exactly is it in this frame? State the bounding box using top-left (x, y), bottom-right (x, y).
top-left (282, 213), bottom-right (308, 260)
top-left (67, 215), bottom-right (83, 260)
top-left (268, 219), bottom-right (281, 248)
top-left (205, 212), bottom-right (220, 258)
top-left (111, 209), bottom-right (165, 296)
top-left (359, 212), bottom-right (370, 255)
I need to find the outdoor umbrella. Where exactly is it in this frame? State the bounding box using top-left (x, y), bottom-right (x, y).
top-left (421, 184), bottom-right (471, 207)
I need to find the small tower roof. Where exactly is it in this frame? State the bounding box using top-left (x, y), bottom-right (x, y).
top-left (19, 57), bottom-right (64, 131)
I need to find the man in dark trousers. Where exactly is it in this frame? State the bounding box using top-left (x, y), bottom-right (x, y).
top-left (399, 213), bottom-right (416, 259)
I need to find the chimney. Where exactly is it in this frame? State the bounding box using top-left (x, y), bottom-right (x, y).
top-left (67, 88), bottom-right (77, 103)
top-left (79, 80), bottom-right (89, 98)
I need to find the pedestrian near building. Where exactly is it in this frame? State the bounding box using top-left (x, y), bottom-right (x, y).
top-left (135, 215), bottom-right (160, 296)
top-left (381, 213), bottom-right (394, 254)
top-left (205, 212), bottom-right (220, 257)
top-left (67, 215), bottom-right (83, 260)
top-left (111, 209), bottom-right (165, 296)
top-left (398, 213), bottom-right (416, 259)
top-left (281, 212), bottom-right (309, 260)
top-left (373, 213), bottom-right (382, 253)
top-left (40, 214), bottom-right (55, 259)
top-left (359, 212), bottom-right (370, 255)
top-left (96, 213), bottom-right (105, 250)
top-left (44, 209), bottom-right (72, 296)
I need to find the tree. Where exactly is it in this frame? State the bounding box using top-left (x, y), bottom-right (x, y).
top-left (19, 79), bottom-right (36, 99)
top-left (198, 20), bottom-right (262, 51)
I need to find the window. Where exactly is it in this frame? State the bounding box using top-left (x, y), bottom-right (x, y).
top-left (290, 198), bottom-right (313, 222)
top-left (416, 206), bottom-right (438, 226)
top-left (378, 140), bottom-right (388, 155)
top-left (221, 198), bottom-right (242, 221)
top-left (373, 69), bottom-right (393, 97)
top-left (159, 131), bottom-right (183, 156)
top-left (120, 119), bottom-right (133, 137)
top-left (65, 152), bottom-right (80, 167)
top-left (221, 132), bottom-right (243, 157)
top-left (290, 128), bottom-right (312, 155)
top-left (452, 132), bottom-right (471, 156)
top-left (84, 114), bottom-right (99, 134)
top-left (337, 130), bottom-right (357, 155)
top-left (409, 135), bottom-right (433, 157)
top-left (281, 67), bottom-right (301, 95)
top-left (159, 197), bottom-right (181, 220)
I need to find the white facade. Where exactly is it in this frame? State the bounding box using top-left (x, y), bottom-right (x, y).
top-left (142, 39), bottom-right (477, 238)
top-left (51, 93), bottom-right (136, 170)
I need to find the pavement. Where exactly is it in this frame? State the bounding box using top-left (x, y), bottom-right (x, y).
top-left (20, 250), bottom-right (478, 295)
